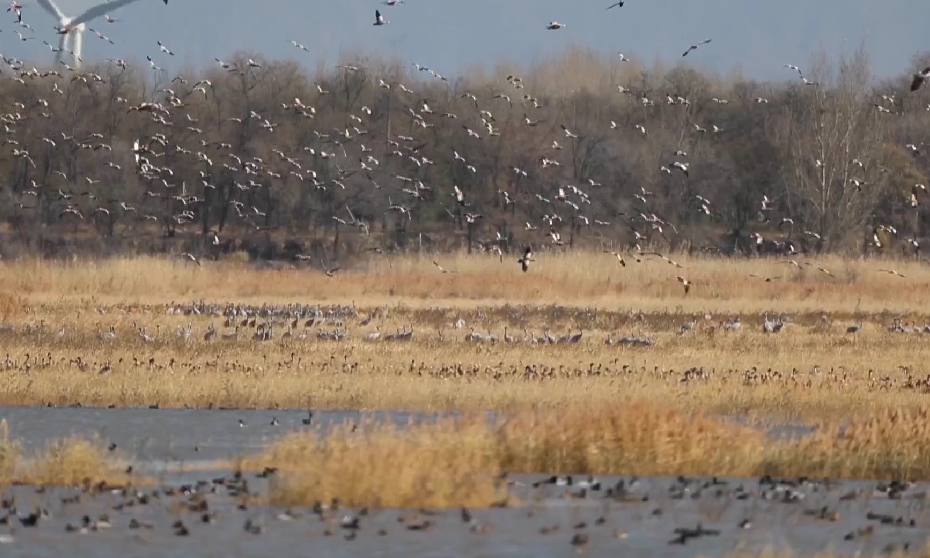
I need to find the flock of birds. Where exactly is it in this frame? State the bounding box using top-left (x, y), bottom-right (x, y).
top-left (0, 474), bottom-right (925, 551)
top-left (0, 0), bottom-right (928, 293)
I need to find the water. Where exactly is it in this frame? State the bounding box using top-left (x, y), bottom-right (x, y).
top-left (0, 407), bottom-right (815, 464)
top-left (0, 407), bottom-right (918, 557)
top-left (0, 407), bottom-right (448, 463)
top-left (0, 475), bottom-right (927, 557)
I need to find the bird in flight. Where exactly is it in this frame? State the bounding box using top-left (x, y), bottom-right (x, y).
top-left (911, 67), bottom-right (930, 92)
top-left (783, 63), bottom-right (803, 78)
top-left (546, 21), bottom-right (566, 30)
top-left (517, 247), bottom-right (535, 272)
top-left (373, 9), bottom-right (387, 25)
top-left (682, 39), bottom-right (712, 57)
top-left (606, 1), bottom-right (624, 8)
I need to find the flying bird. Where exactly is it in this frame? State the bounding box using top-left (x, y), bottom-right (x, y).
top-left (606, 1), bottom-right (624, 8)
top-left (373, 9), bottom-right (387, 25)
top-left (546, 21), bottom-right (566, 30)
top-left (517, 246), bottom-right (535, 272)
top-left (911, 67), bottom-right (930, 92)
top-left (682, 39), bottom-right (712, 57)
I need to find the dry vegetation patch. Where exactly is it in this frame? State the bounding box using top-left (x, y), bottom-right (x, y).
top-left (248, 404), bottom-right (930, 508)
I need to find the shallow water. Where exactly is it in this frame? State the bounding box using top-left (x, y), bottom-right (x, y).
top-left (0, 475), bottom-right (928, 557)
top-left (0, 407), bottom-right (816, 467)
top-left (0, 407), bottom-right (448, 463)
top-left (0, 406), bottom-right (902, 557)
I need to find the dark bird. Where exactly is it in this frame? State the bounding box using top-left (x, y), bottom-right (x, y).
top-left (517, 246), bottom-right (535, 272)
top-left (682, 39), bottom-right (712, 57)
top-left (911, 67), bottom-right (930, 92)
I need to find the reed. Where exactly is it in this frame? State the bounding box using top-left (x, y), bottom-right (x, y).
top-left (252, 403), bottom-right (930, 508)
top-left (0, 254), bottom-right (928, 418)
top-left (0, 421), bottom-right (20, 481)
top-left (2, 253), bottom-right (930, 315)
top-left (0, 299), bottom-right (928, 419)
top-left (14, 438), bottom-right (130, 487)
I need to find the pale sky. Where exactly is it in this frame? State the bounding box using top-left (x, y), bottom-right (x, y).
top-left (3, 0), bottom-right (930, 82)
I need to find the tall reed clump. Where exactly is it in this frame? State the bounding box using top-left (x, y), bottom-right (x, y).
top-left (0, 421), bottom-right (20, 481)
top-left (493, 403), bottom-right (769, 476)
top-left (766, 409), bottom-right (930, 480)
top-left (21, 438), bottom-right (126, 486)
top-left (258, 404), bottom-right (930, 509)
top-left (259, 405), bottom-right (769, 508)
top-left (258, 419), bottom-right (507, 509)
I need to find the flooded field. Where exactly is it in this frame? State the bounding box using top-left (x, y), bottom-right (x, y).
top-left (0, 471), bottom-right (927, 558)
top-left (0, 407), bottom-right (816, 464)
top-left (0, 406), bottom-right (919, 557)
top-left (0, 407), bottom-right (445, 464)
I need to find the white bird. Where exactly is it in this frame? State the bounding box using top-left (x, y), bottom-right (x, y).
top-left (546, 21), bottom-right (566, 30)
top-left (783, 63), bottom-right (803, 77)
top-left (289, 40), bottom-right (309, 52)
top-left (157, 40), bottom-right (174, 55)
top-left (373, 9), bottom-right (387, 25)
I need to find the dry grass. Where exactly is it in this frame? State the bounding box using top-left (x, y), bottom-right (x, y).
top-left (16, 438), bottom-right (129, 487)
top-left (0, 421), bottom-right (20, 480)
top-left (249, 403), bottom-right (930, 508)
top-left (3, 252), bottom-right (930, 314)
top-left (0, 305), bottom-right (927, 419)
top-left (0, 427), bottom-right (132, 487)
top-left (0, 254), bottom-right (929, 419)
top-left (253, 419), bottom-right (508, 509)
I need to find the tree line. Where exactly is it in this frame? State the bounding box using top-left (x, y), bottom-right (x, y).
top-left (0, 45), bottom-right (929, 261)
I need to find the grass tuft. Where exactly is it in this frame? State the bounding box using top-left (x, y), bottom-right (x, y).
top-left (17, 438), bottom-right (128, 487)
top-left (251, 403), bottom-right (930, 508)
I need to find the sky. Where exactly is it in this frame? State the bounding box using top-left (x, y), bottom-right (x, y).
top-left (1, 0), bottom-right (929, 82)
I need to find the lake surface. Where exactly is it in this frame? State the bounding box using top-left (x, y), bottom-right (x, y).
top-left (0, 407), bottom-right (449, 463)
top-left (0, 474), bottom-right (927, 558)
top-left (0, 406), bottom-right (903, 557)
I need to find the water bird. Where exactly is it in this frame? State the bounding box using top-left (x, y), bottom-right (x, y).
top-left (912, 67), bottom-right (930, 92)
top-left (682, 39), bottom-right (712, 57)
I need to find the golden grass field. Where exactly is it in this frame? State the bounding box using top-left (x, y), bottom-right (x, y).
top-left (0, 253), bottom-right (928, 419)
top-left (2, 253), bottom-right (930, 499)
top-left (2, 252), bottom-right (929, 314)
